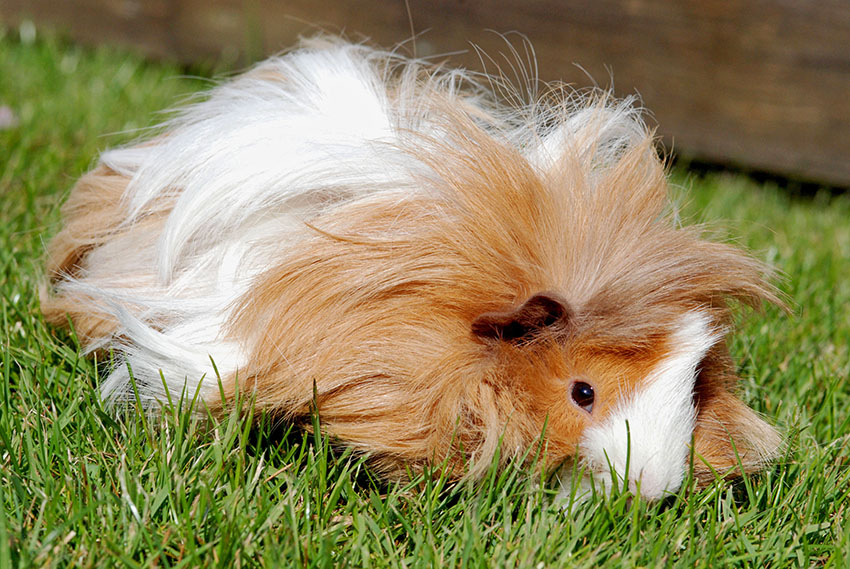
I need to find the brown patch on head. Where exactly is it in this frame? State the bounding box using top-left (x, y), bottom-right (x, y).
top-left (535, 326), bottom-right (674, 457)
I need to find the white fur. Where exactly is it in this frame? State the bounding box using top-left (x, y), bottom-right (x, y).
top-left (57, 39), bottom-right (652, 406)
top-left (524, 101), bottom-right (647, 175)
top-left (558, 311), bottom-right (722, 504)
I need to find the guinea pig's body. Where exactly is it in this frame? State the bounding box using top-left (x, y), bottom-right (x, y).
top-left (43, 38), bottom-right (781, 502)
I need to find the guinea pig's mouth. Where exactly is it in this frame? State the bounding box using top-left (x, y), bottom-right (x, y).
top-left (551, 457), bottom-right (687, 511)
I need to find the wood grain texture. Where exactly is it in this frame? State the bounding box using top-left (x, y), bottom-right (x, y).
top-left (2, 0), bottom-right (848, 186)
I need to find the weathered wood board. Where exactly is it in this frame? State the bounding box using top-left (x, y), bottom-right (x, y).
top-left (2, 0), bottom-right (849, 186)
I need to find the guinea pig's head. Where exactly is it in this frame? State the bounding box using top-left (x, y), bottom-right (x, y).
top-left (441, 102), bottom-right (785, 504)
top-left (469, 287), bottom-right (781, 505)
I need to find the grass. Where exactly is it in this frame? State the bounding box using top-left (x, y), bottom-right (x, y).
top-left (2, 23), bottom-right (850, 568)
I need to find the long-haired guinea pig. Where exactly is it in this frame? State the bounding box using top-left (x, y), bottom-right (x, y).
top-left (42, 37), bottom-right (782, 503)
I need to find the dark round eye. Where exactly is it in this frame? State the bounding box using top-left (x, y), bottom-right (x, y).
top-left (571, 381), bottom-right (595, 413)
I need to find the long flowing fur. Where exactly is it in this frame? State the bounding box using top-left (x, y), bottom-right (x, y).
top-left (43, 38), bottom-right (781, 486)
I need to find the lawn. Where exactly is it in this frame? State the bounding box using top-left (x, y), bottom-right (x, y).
top-left (2, 24), bottom-right (849, 568)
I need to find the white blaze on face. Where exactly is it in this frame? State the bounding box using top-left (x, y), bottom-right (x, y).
top-left (558, 311), bottom-right (722, 505)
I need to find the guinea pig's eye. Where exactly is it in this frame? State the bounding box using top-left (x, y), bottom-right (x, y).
top-left (570, 381), bottom-right (595, 413)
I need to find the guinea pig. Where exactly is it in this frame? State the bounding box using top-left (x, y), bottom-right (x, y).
top-left (42, 37), bottom-right (782, 503)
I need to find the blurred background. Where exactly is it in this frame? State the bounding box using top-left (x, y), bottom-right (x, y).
top-left (1, 0), bottom-right (848, 188)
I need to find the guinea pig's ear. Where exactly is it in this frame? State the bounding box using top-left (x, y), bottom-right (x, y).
top-left (471, 292), bottom-right (572, 343)
top-left (692, 390), bottom-right (782, 485)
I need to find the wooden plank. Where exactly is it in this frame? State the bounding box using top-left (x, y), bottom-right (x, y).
top-left (2, 0), bottom-right (848, 186)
